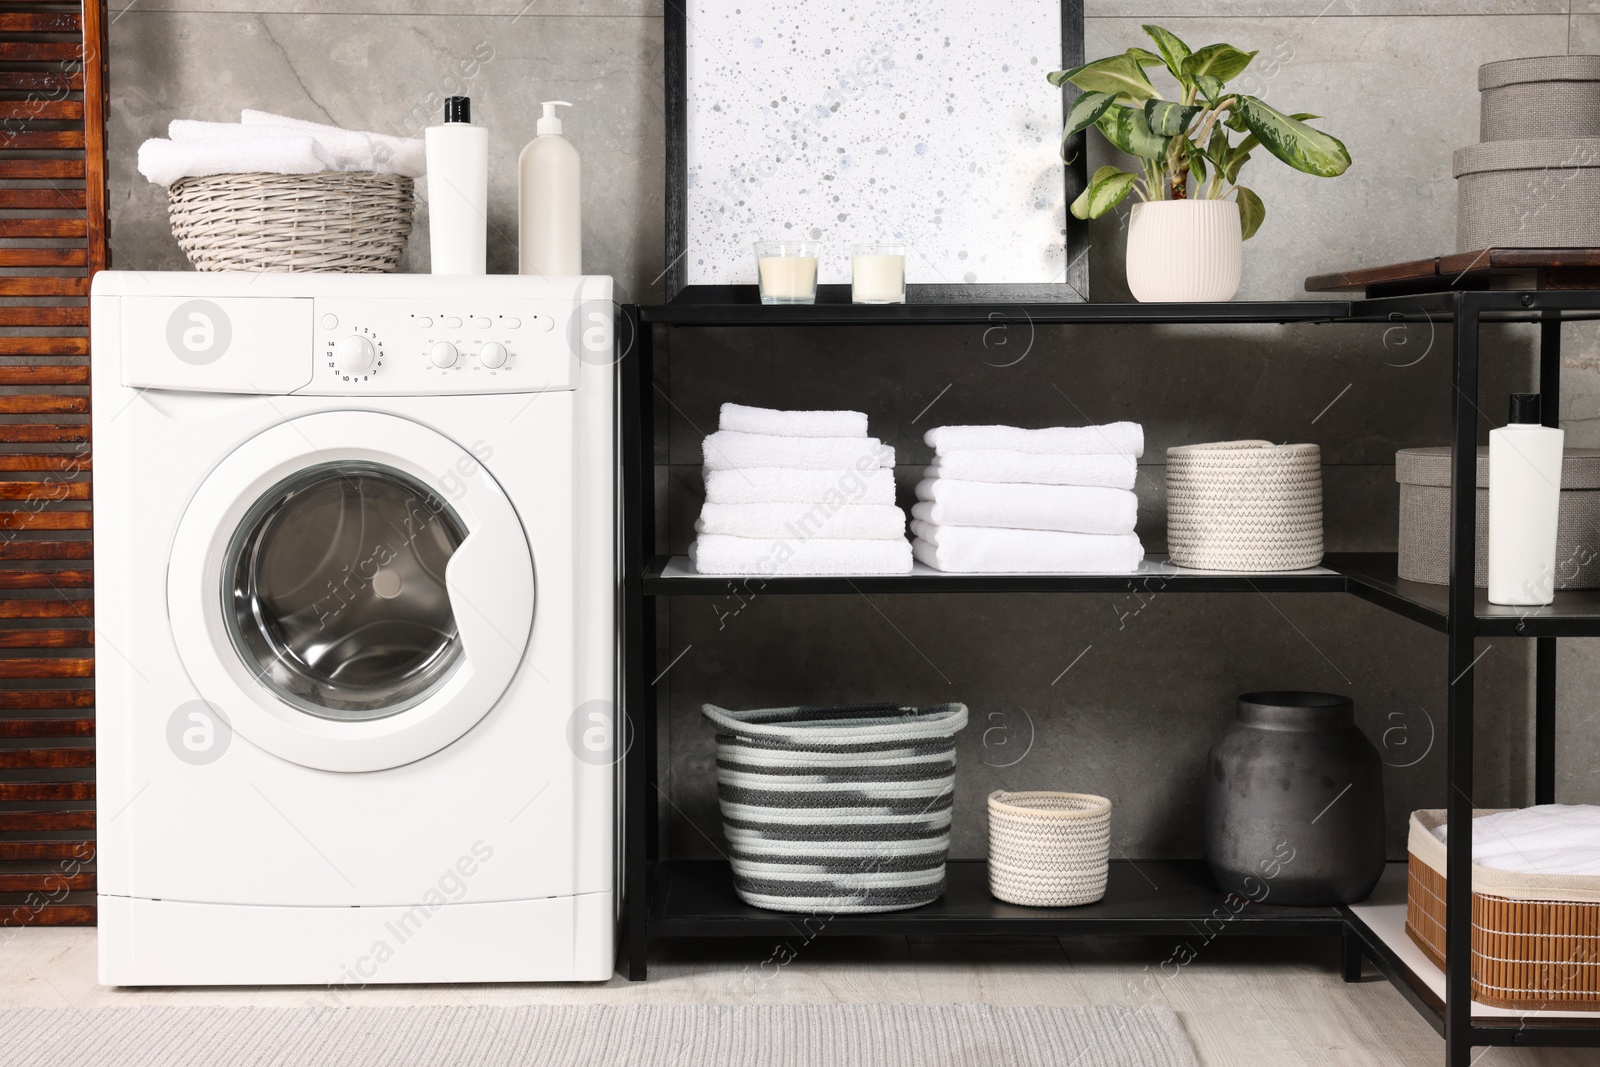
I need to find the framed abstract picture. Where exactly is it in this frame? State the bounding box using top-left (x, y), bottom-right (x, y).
top-left (664, 0), bottom-right (1089, 303)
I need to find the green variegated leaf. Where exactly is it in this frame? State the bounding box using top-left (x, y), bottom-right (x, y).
top-left (1070, 165), bottom-right (1140, 220)
top-left (1142, 24), bottom-right (1192, 80)
top-left (1047, 68), bottom-right (1073, 88)
top-left (1223, 148), bottom-right (1253, 184)
top-left (1236, 96), bottom-right (1351, 177)
top-left (1063, 90), bottom-right (1120, 141)
top-left (1096, 104), bottom-right (1171, 160)
top-left (1194, 74), bottom-right (1225, 104)
top-left (1126, 47), bottom-right (1165, 67)
top-left (1183, 139), bottom-right (1208, 184)
top-left (1234, 185), bottom-right (1266, 239)
top-left (1063, 54), bottom-right (1159, 101)
top-left (1145, 99), bottom-right (1201, 137)
top-left (1184, 43), bottom-right (1257, 83)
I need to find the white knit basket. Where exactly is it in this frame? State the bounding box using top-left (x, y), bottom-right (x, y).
top-left (986, 791), bottom-right (1111, 907)
top-left (1165, 440), bottom-right (1323, 572)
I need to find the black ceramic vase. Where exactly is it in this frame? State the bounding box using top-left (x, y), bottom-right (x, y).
top-left (1204, 691), bottom-right (1385, 907)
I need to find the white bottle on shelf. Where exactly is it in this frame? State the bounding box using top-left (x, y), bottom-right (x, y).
top-left (1488, 392), bottom-right (1564, 606)
top-left (425, 96), bottom-right (488, 275)
top-left (517, 101), bottom-right (582, 277)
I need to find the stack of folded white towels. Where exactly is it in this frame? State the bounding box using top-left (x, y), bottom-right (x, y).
top-left (690, 404), bottom-right (912, 576)
top-left (912, 422), bottom-right (1145, 573)
top-left (138, 110), bottom-right (425, 188)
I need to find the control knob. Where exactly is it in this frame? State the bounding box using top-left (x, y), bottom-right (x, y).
top-left (479, 341), bottom-right (508, 369)
top-left (334, 335), bottom-right (376, 374)
top-left (429, 341), bottom-right (459, 369)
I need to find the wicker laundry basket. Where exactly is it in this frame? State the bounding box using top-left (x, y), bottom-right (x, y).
top-left (1396, 446), bottom-right (1600, 589)
top-left (1166, 441), bottom-right (1323, 572)
top-left (168, 171), bottom-right (415, 272)
top-left (703, 701), bottom-right (968, 914)
top-left (987, 791), bottom-right (1111, 907)
top-left (1407, 808), bottom-right (1600, 1010)
top-left (1479, 55), bottom-right (1600, 142)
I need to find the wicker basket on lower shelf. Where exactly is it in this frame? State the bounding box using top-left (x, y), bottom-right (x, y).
top-left (986, 791), bottom-right (1111, 907)
top-left (1407, 808), bottom-right (1600, 1010)
top-left (168, 171), bottom-right (415, 273)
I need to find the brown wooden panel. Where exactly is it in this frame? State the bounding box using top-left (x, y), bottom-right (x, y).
top-left (0, 395), bottom-right (86, 414)
top-left (0, 72), bottom-right (83, 94)
top-left (0, 509), bottom-right (91, 529)
top-left (0, 810), bottom-right (95, 829)
top-left (0, 689), bottom-right (93, 708)
top-left (0, 568), bottom-right (91, 586)
top-left (0, 599), bottom-right (92, 618)
top-left (0, 189), bottom-right (87, 213)
top-left (0, 453), bottom-right (91, 471)
top-left (0, 903), bottom-right (95, 926)
top-left (0, 247), bottom-right (87, 269)
top-left (0, 336), bottom-right (87, 356)
top-left (0, 42), bottom-right (82, 63)
top-left (0, 304), bottom-right (88, 325)
top-left (0, 269), bottom-right (88, 294)
top-left (0, 657), bottom-right (93, 678)
top-left (1305, 257), bottom-right (1440, 293)
top-left (0, 219), bottom-right (87, 240)
top-left (0, 870), bottom-right (93, 892)
top-left (0, 366), bottom-right (87, 386)
top-left (0, 748), bottom-right (93, 769)
top-left (0, 716), bottom-right (92, 737)
top-left (0, 841), bottom-right (94, 863)
top-left (0, 781), bottom-right (94, 800)
top-left (0, 11), bottom-right (81, 32)
top-left (0, 541), bottom-right (92, 560)
top-left (0, 424), bottom-right (89, 443)
top-left (0, 628), bottom-right (91, 648)
top-left (0, 129), bottom-right (86, 150)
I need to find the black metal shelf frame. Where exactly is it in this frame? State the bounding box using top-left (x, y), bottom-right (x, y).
top-left (618, 291), bottom-right (1600, 1065)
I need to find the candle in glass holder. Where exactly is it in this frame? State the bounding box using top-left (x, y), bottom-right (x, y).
top-left (851, 243), bottom-right (906, 304)
top-left (754, 240), bottom-right (820, 304)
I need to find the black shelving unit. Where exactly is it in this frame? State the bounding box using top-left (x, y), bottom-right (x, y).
top-left (619, 291), bottom-right (1600, 1067)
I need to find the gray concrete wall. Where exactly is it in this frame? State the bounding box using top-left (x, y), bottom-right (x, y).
top-left (107, 1), bottom-right (1599, 861)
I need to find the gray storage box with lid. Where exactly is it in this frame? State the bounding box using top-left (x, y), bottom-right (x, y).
top-left (1395, 446), bottom-right (1600, 588)
top-left (1453, 138), bottom-right (1600, 251)
top-left (1479, 55), bottom-right (1600, 142)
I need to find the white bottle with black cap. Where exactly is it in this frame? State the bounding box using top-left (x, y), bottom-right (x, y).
top-left (425, 96), bottom-right (488, 275)
top-left (1488, 392), bottom-right (1565, 606)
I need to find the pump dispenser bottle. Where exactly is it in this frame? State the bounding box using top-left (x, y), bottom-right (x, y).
top-left (1488, 392), bottom-right (1565, 606)
top-left (518, 100), bottom-right (582, 276)
top-left (425, 96), bottom-right (488, 275)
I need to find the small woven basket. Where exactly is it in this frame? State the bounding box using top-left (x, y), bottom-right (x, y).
top-left (987, 791), bottom-right (1111, 907)
top-left (168, 171), bottom-right (415, 273)
top-left (1166, 440), bottom-right (1323, 572)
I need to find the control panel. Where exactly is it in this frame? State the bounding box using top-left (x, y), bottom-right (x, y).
top-left (299, 297), bottom-right (595, 395)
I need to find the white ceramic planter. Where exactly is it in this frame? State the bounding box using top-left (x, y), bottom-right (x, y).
top-left (1125, 199), bottom-right (1243, 303)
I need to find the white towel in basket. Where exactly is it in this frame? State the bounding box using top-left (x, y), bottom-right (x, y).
top-left (912, 479), bottom-right (1137, 536)
top-left (241, 109), bottom-right (427, 177)
top-left (137, 136), bottom-right (337, 188)
top-left (1433, 804), bottom-right (1600, 877)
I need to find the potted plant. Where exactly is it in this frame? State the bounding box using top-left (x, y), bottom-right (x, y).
top-left (1049, 25), bottom-right (1351, 302)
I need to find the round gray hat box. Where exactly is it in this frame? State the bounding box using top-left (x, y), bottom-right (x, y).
top-left (1395, 446), bottom-right (1600, 589)
top-left (1479, 55), bottom-right (1600, 142)
top-left (1454, 138), bottom-right (1600, 251)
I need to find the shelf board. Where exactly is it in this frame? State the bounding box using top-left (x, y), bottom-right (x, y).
top-left (636, 300), bottom-right (1350, 327)
top-left (1338, 553), bottom-right (1600, 637)
top-left (1344, 864), bottom-right (1600, 1046)
top-left (648, 859), bottom-right (1343, 938)
top-left (645, 554), bottom-right (1348, 596)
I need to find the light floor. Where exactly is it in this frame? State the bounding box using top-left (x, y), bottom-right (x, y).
top-left (2, 928), bottom-right (1595, 1066)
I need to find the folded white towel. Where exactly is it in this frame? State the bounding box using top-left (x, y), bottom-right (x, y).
top-left (704, 466), bottom-right (897, 506)
top-left (703, 430), bottom-right (894, 471)
top-left (691, 534), bottom-right (913, 576)
top-left (912, 479), bottom-right (1137, 535)
top-left (926, 451), bottom-right (1137, 490)
top-left (925, 422), bottom-right (1144, 458)
top-left (240, 109), bottom-right (427, 177)
top-left (1434, 804), bottom-right (1600, 877)
top-left (911, 519), bottom-right (1143, 573)
top-left (137, 135), bottom-right (337, 187)
top-left (719, 402), bottom-right (869, 439)
top-left (697, 502), bottom-right (907, 541)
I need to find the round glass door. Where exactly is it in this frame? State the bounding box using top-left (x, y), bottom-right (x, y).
top-left (223, 462), bottom-right (468, 722)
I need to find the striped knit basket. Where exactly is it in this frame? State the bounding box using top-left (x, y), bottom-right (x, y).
top-left (703, 702), bottom-right (969, 914)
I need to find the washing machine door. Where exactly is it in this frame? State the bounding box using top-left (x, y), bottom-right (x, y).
top-left (168, 411), bottom-right (534, 772)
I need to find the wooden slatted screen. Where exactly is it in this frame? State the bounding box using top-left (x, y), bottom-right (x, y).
top-left (0, 0), bottom-right (106, 929)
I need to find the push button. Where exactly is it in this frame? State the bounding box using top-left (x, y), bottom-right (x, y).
top-left (473, 317), bottom-right (492, 329)
top-left (320, 313), bottom-right (338, 330)
top-left (536, 316), bottom-right (554, 332)
top-left (444, 316), bottom-right (463, 329)
top-left (504, 317), bottom-right (522, 329)
top-left (415, 316), bottom-right (433, 328)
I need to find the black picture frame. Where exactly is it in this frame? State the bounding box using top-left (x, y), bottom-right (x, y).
top-left (663, 0), bottom-right (1088, 305)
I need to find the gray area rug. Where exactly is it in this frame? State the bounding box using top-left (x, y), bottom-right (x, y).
top-left (4, 1003), bottom-right (1198, 1066)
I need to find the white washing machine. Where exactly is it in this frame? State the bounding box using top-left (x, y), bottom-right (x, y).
top-left (91, 272), bottom-right (616, 986)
